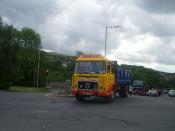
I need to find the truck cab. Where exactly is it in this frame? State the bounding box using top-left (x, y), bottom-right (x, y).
top-left (132, 80), bottom-right (149, 95)
top-left (71, 54), bottom-right (130, 102)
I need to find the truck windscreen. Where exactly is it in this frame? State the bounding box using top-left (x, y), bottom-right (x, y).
top-left (75, 61), bottom-right (105, 74)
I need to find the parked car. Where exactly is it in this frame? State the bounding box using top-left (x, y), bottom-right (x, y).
top-left (146, 90), bottom-right (152, 96)
top-left (146, 89), bottom-right (158, 97)
top-left (168, 90), bottom-right (175, 97)
top-left (163, 89), bottom-right (168, 94)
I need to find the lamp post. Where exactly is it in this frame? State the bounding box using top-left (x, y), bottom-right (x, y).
top-left (104, 25), bottom-right (120, 56)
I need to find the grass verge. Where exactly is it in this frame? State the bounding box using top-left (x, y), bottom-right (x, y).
top-left (9, 86), bottom-right (50, 93)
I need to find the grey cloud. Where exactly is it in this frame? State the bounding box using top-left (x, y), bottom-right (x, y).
top-left (0, 0), bottom-right (62, 28)
top-left (39, 0), bottom-right (125, 54)
top-left (118, 36), bottom-right (175, 66)
top-left (0, 0), bottom-right (132, 54)
top-left (137, 0), bottom-right (175, 14)
top-left (116, 53), bottom-right (154, 63)
top-left (144, 42), bottom-right (175, 65)
top-left (120, 5), bottom-right (175, 38)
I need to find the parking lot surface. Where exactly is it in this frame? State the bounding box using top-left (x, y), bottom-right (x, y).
top-left (0, 91), bottom-right (175, 131)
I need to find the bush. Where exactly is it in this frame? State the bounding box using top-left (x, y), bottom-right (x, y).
top-left (9, 86), bottom-right (50, 92)
top-left (0, 82), bottom-right (11, 90)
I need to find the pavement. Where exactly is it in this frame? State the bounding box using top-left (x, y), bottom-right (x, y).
top-left (0, 91), bottom-right (175, 131)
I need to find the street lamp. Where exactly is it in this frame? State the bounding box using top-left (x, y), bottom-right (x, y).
top-left (104, 25), bottom-right (120, 56)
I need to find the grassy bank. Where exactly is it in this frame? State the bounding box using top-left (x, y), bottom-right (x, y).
top-left (9, 86), bottom-right (50, 93)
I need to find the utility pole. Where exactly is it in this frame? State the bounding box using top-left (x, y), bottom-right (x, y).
top-left (46, 69), bottom-right (48, 87)
top-left (36, 47), bottom-right (40, 88)
top-left (33, 68), bottom-right (36, 87)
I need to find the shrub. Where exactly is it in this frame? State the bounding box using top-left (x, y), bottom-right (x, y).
top-left (0, 82), bottom-right (11, 90)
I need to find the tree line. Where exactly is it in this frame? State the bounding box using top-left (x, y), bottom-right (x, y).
top-left (0, 17), bottom-right (41, 88)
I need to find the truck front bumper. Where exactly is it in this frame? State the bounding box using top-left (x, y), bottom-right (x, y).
top-left (71, 89), bottom-right (110, 97)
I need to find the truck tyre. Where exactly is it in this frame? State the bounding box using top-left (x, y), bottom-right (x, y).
top-left (119, 86), bottom-right (124, 98)
top-left (125, 86), bottom-right (128, 98)
top-left (105, 88), bottom-right (116, 102)
top-left (119, 86), bottom-right (128, 98)
top-left (75, 95), bottom-right (85, 102)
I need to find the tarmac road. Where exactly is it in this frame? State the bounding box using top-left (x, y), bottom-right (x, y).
top-left (0, 91), bottom-right (175, 131)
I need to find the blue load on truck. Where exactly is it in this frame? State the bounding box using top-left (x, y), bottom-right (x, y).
top-left (112, 61), bottom-right (131, 97)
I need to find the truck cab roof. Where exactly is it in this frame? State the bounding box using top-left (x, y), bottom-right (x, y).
top-left (76, 54), bottom-right (109, 61)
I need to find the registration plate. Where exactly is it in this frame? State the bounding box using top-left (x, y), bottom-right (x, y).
top-left (81, 90), bottom-right (92, 95)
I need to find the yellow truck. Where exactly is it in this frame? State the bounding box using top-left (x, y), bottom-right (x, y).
top-left (71, 54), bottom-right (131, 102)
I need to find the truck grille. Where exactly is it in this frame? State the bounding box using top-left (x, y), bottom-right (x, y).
top-left (78, 81), bottom-right (98, 90)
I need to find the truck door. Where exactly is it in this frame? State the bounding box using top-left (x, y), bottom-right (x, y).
top-left (106, 62), bottom-right (115, 90)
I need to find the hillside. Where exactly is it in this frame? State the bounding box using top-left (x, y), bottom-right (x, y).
top-left (123, 65), bottom-right (175, 89)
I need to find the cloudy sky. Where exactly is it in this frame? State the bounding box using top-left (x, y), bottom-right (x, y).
top-left (0, 0), bottom-right (175, 73)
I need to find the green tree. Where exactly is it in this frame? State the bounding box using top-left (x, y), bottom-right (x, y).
top-left (15, 27), bottom-right (42, 86)
top-left (0, 17), bottom-right (50, 88)
top-left (0, 18), bottom-right (19, 88)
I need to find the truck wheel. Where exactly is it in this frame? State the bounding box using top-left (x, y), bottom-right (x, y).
top-left (119, 86), bottom-right (124, 98)
top-left (125, 87), bottom-right (128, 98)
top-left (75, 95), bottom-right (85, 102)
top-left (105, 89), bottom-right (116, 102)
top-left (119, 86), bottom-right (128, 98)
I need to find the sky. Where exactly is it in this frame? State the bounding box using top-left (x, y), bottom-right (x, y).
top-left (0, 0), bottom-right (175, 73)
